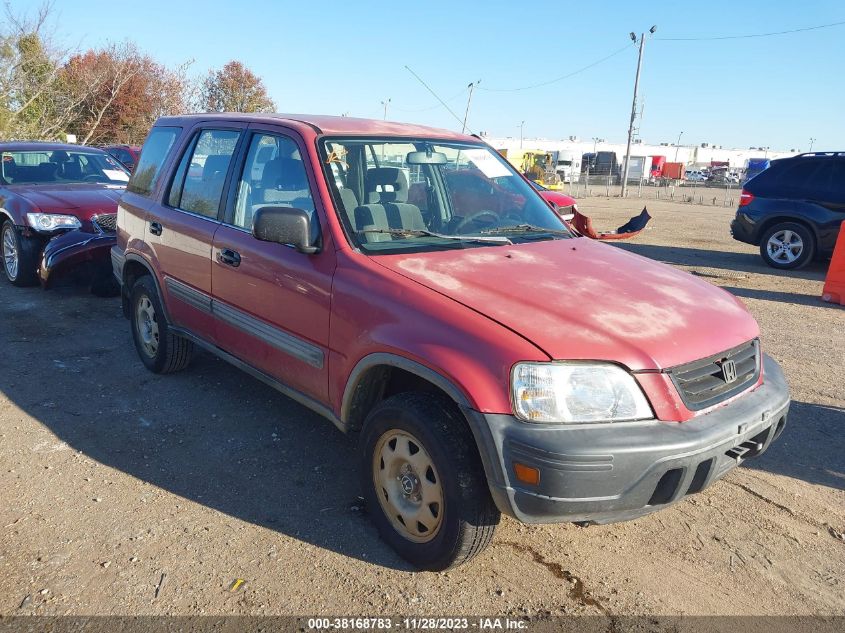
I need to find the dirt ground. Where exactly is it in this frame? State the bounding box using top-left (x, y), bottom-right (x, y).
top-left (0, 197), bottom-right (843, 623)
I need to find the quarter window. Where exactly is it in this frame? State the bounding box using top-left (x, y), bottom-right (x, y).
top-left (168, 129), bottom-right (241, 219)
top-left (127, 127), bottom-right (181, 196)
top-left (232, 133), bottom-right (317, 240)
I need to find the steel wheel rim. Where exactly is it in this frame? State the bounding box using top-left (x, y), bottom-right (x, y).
top-left (135, 295), bottom-right (160, 358)
top-left (372, 430), bottom-right (444, 543)
top-left (767, 229), bottom-right (803, 263)
top-left (2, 226), bottom-right (18, 279)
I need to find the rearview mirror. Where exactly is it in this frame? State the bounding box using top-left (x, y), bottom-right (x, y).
top-left (406, 150), bottom-right (448, 165)
top-left (252, 207), bottom-right (318, 254)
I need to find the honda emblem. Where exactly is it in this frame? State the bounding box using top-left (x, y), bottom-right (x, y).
top-left (720, 359), bottom-right (738, 383)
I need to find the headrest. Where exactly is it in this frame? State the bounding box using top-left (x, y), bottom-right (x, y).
top-left (366, 167), bottom-right (408, 203)
top-left (202, 155), bottom-right (230, 181)
top-left (50, 150), bottom-right (70, 163)
top-left (261, 157), bottom-right (309, 191)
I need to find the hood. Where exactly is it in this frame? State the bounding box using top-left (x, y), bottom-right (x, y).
top-left (12, 184), bottom-right (124, 220)
top-left (374, 238), bottom-right (759, 371)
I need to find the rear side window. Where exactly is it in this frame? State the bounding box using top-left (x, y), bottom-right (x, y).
top-left (168, 129), bottom-right (241, 219)
top-left (127, 127), bottom-right (181, 196)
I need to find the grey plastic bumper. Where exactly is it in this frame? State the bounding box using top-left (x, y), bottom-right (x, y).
top-left (463, 353), bottom-right (790, 525)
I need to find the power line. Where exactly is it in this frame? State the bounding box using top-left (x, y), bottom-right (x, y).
top-left (477, 43), bottom-right (634, 93)
top-left (655, 19), bottom-right (845, 41)
top-left (403, 66), bottom-right (467, 129)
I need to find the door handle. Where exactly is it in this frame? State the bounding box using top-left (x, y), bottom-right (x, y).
top-left (149, 221), bottom-right (163, 236)
top-left (217, 248), bottom-right (241, 267)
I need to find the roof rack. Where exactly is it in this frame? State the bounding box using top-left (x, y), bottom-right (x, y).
top-left (790, 151), bottom-right (845, 158)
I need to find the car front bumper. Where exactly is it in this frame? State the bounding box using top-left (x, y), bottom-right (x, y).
top-left (464, 353), bottom-right (790, 525)
top-left (38, 229), bottom-right (116, 288)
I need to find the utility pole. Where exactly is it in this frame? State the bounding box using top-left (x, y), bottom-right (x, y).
top-left (461, 80), bottom-right (481, 134)
top-left (381, 98), bottom-right (391, 121)
top-left (809, 137), bottom-right (816, 152)
top-left (674, 131), bottom-right (683, 162)
top-left (621, 26), bottom-right (655, 197)
top-left (519, 120), bottom-right (525, 149)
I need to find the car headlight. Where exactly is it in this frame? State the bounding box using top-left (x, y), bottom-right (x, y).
top-left (26, 213), bottom-right (82, 232)
top-left (511, 362), bottom-right (653, 423)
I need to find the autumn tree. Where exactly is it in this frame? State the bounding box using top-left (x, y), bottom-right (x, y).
top-left (62, 46), bottom-right (190, 144)
top-left (199, 61), bottom-right (275, 113)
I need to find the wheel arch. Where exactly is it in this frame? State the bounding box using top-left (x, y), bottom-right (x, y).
top-left (755, 214), bottom-right (820, 246)
top-left (341, 353), bottom-right (474, 431)
top-left (121, 254), bottom-right (170, 322)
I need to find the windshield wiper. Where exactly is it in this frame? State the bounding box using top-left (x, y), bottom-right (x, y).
top-left (358, 228), bottom-right (512, 245)
top-left (479, 223), bottom-right (571, 237)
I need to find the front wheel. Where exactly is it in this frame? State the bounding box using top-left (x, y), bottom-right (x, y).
top-left (359, 392), bottom-right (500, 570)
top-left (1, 221), bottom-right (39, 286)
top-left (760, 222), bottom-right (815, 270)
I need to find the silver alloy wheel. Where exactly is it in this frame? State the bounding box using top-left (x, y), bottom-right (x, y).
top-left (2, 225), bottom-right (18, 280)
top-left (766, 229), bottom-right (804, 264)
top-left (135, 295), bottom-right (160, 358)
top-left (373, 430), bottom-right (444, 543)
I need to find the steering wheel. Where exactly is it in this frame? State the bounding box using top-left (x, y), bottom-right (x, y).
top-left (83, 175), bottom-right (102, 182)
top-left (454, 210), bottom-right (500, 233)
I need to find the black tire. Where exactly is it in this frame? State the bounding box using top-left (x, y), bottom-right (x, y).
top-left (129, 275), bottom-right (193, 373)
top-left (759, 222), bottom-right (815, 270)
top-left (1, 220), bottom-right (40, 286)
top-left (359, 392), bottom-right (500, 570)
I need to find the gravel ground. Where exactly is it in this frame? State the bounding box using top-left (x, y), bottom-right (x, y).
top-left (0, 197), bottom-right (843, 624)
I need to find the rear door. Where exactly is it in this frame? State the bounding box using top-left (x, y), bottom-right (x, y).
top-left (149, 124), bottom-right (246, 341)
top-left (210, 125), bottom-right (336, 402)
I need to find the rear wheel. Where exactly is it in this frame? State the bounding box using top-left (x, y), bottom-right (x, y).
top-left (359, 392), bottom-right (500, 570)
top-left (1, 221), bottom-right (39, 286)
top-left (130, 275), bottom-right (193, 373)
top-left (760, 222), bottom-right (815, 270)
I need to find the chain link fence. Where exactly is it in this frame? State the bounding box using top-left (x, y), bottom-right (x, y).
top-left (556, 173), bottom-right (743, 207)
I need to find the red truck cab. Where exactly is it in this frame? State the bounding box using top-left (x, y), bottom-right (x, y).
top-left (112, 114), bottom-right (789, 570)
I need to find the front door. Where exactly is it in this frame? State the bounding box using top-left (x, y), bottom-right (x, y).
top-left (211, 127), bottom-right (335, 402)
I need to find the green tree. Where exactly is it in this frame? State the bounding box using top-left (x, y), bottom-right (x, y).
top-left (200, 61), bottom-right (275, 113)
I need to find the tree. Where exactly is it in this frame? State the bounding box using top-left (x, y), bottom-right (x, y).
top-left (199, 61), bottom-right (275, 113)
top-left (0, 1), bottom-right (74, 140)
top-left (61, 46), bottom-right (190, 144)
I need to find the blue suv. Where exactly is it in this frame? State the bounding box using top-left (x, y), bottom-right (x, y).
top-left (731, 152), bottom-right (845, 269)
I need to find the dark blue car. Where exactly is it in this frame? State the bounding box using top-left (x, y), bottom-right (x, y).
top-left (730, 152), bottom-right (845, 269)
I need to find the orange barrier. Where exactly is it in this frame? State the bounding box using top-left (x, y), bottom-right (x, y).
top-left (822, 221), bottom-right (845, 306)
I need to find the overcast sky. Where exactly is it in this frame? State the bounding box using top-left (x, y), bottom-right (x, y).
top-left (12, 0), bottom-right (845, 151)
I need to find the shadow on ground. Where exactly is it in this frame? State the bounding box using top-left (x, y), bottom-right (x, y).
top-left (0, 284), bottom-right (411, 570)
top-left (747, 401), bottom-right (845, 491)
top-left (613, 242), bottom-right (829, 283)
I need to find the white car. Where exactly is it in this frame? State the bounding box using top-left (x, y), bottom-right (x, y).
top-left (684, 170), bottom-right (708, 182)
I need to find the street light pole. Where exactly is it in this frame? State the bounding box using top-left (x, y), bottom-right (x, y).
top-left (621, 26), bottom-right (655, 197)
top-left (519, 120), bottom-right (525, 149)
top-left (809, 137), bottom-right (816, 152)
top-left (381, 98), bottom-right (391, 121)
top-left (461, 80), bottom-right (481, 134)
top-left (674, 131), bottom-right (683, 162)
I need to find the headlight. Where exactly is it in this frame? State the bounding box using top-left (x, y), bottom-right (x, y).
top-left (511, 362), bottom-right (653, 423)
top-left (26, 213), bottom-right (82, 232)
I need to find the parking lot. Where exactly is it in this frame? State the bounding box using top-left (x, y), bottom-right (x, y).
top-left (0, 196), bottom-right (842, 618)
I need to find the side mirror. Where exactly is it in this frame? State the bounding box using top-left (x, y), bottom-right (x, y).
top-left (252, 206), bottom-right (318, 254)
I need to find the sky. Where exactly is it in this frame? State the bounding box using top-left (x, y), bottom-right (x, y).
top-left (9, 0), bottom-right (845, 150)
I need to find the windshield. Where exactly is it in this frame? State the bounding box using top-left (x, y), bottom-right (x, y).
top-left (0, 150), bottom-right (129, 186)
top-left (320, 138), bottom-right (573, 253)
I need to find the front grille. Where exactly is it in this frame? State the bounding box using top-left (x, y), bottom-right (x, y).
top-left (93, 213), bottom-right (117, 232)
top-left (668, 339), bottom-right (760, 411)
